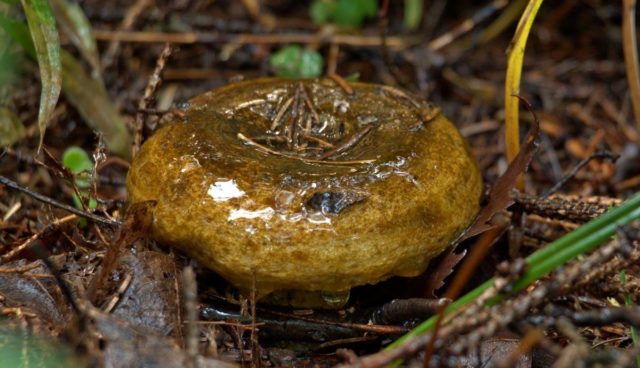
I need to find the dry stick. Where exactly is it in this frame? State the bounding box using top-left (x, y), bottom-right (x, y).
top-left (264, 309), bottom-right (407, 335)
top-left (133, 43), bottom-right (173, 158)
top-left (514, 193), bottom-right (621, 223)
top-left (101, 0), bottom-right (153, 70)
top-left (237, 133), bottom-right (374, 165)
top-left (0, 262), bottom-right (41, 274)
top-left (428, 0), bottom-right (509, 51)
top-left (286, 85), bottom-right (303, 150)
top-left (102, 272), bottom-right (133, 313)
top-left (319, 125), bottom-right (373, 160)
top-left (300, 86), bottom-right (320, 130)
top-left (269, 96), bottom-right (294, 131)
top-left (182, 267), bottom-right (199, 368)
top-left (328, 74), bottom-right (354, 95)
top-left (0, 176), bottom-right (119, 227)
top-left (93, 30), bottom-right (418, 49)
top-left (326, 43), bottom-right (340, 76)
top-left (544, 150), bottom-right (619, 196)
top-left (1, 214), bottom-right (77, 263)
top-left (622, 0), bottom-right (640, 131)
top-left (303, 134), bottom-right (334, 148)
top-left (248, 135), bottom-right (287, 144)
top-left (250, 273), bottom-right (260, 368)
top-left (381, 85), bottom-right (421, 108)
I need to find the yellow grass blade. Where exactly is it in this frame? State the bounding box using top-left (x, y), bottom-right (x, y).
top-left (504, 0), bottom-right (543, 164)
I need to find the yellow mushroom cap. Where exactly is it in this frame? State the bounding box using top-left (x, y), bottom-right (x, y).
top-left (127, 78), bottom-right (482, 298)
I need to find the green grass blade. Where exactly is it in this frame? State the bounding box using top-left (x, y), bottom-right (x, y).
top-left (20, 0), bottom-right (61, 150)
top-left (0, 17), bottom-right (132, 158)
top-left (387, 191), bottom-right (640, 348)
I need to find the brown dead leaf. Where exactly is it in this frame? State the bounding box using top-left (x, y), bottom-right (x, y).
top-left (424, 98), bottom-right (541, 295)
top-left (458, 97), bottom-right (541, 242)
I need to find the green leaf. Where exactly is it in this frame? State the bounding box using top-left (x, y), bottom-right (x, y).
top-left (0, 325), bottom-right (79, 368)
top-left (387, 191), bottom-right (640, 358)
top-left (50, 0), bottom-right (101, 79)
top-left (0, 31), bottom-right (24, 103)
top-left (0, 107), bottom-right (25, 147)
top-left (358, 0), bottom-right (378, 18)
top-left (0, 14), bottom-right (35, 64)
top-left (62, 145), bottom-right (93, 174)
top-left (0, 18), bottom-right (132, 158)
top-left (298, 49), bottom-right (324, 78)
top-left (20, 0), bottom-right (61, 150)
top-left (270, 45), bottom-right (324, 78)
top-left (310, 0), bottom-right (336, 24)
top-left (334, 0), bottom-right (377, 27)
top-left (404, 0), bottom-right (423, 30)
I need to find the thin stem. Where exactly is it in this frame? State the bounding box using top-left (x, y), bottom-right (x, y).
top-left (622, 0), bottom-right (640, 132)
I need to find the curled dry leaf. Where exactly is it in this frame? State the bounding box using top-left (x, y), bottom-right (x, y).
top-left (459, 98), bottom-right (540, 241)
top-left (424, 98), bottom-right (540, 295)
top-left (20, 0), bottom-right (61, 150)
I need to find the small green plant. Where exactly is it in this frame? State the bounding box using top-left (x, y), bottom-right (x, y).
top-left (269, 45), bottom-right (324, 78)
top-left (61, 146), bottom-right (97, 216)
top-left (0, 1), bottom-right (132, 158)
top-left (310, 0), bottom-right (377, 27)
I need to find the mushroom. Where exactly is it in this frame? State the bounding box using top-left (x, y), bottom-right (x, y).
top-left (127, 78), bottom-right (482, 307)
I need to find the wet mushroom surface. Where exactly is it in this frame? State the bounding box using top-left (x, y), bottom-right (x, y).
top-left (126, 78), bottom-right (482, 306)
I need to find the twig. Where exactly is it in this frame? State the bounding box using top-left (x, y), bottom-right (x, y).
top-left (328, 74), bottom-right (354, 95)
top-left (182, 267), bottom-right (199, 368)
top-left (269, 96), bottom-right (294, 131)
top-left (622, 0), bottom-right (640, 131)
top-left (92, 30), bottom-right (418, 49)
top-left (133, 43), bottom-right (173, 157)
top-left (237, 133), bottom-right (374, 165)
top-left (428, 0), bottom-right (509, 51)
top-left (544, 150), bottom-right (619, 196)
top-left (300, 86), bottom-right (320, 129)
top-left (263, 309), bottom-right (407, 335)
top-left (0, 262), bottom-right (41, 274)
top-left (101, 0), bottom-right (153, 70)
top-left (319, 125), bottom-right (373, 160)
top-left (1, 214), bottom-right (77, 263)
top-left (513, 193), bottom-right (621, 223)
top-left (102, 272), bottom-right (133, 313)
top-left (371, 298), bottom-right (450, 325)
top-left (250, 272), bottom-right (260, 368)
top-left (0, 176), bottom-right (120, 227)
top-left (303, 134), bottom-right (334, 148)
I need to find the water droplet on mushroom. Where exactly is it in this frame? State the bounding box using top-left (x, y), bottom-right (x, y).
top-left (321, 290), bottom-right (350, 307)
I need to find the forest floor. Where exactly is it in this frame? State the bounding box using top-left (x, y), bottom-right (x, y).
top-left (1, 0), bottom-right (640, 367)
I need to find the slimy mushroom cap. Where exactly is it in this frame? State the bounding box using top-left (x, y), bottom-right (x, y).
top-left (127, 78), bottom-right (482, 301)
